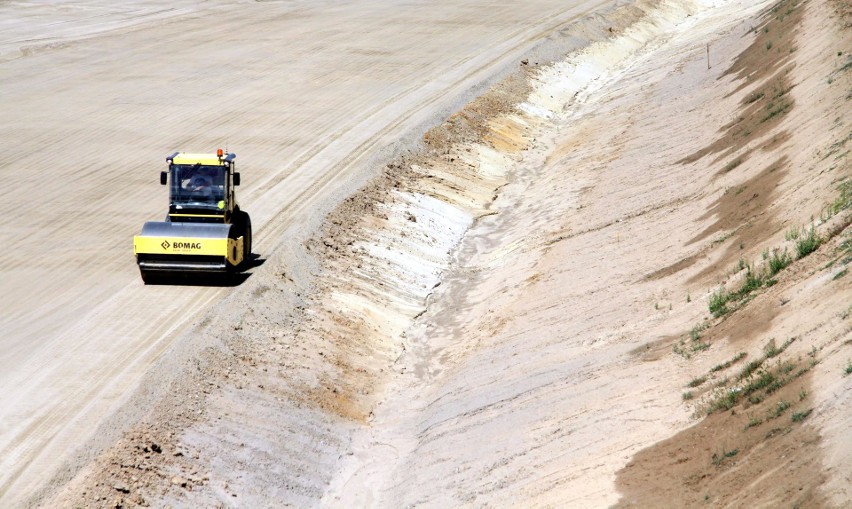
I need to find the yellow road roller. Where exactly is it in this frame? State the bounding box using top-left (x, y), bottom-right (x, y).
top-left (133, 150), bottom-right (252, 283)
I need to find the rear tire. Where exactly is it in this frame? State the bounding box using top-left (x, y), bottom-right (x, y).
top-left (233, 210), bottom-right (252, 269)
top-left (242, 213), bottom-right (252, 267)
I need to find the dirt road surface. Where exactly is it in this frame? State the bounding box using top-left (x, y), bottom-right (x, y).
top-left (0, 0), bottom-right (619, 505)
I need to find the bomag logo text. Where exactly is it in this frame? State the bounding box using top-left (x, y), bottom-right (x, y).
top-left (173, 242), bottom-right (202, 249)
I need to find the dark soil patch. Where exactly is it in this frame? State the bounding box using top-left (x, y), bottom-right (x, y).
top-left (644, 252), bottom-right (705, 281)
top-left (631, 334), bottom-right (680, 362)
top-left (691, 156), bottom-right (787, 243)
top-left (688, 157), bottom-right (789, 284)
top-left (724, 0), bottom-right (805, 89)
top-left (679, 67), bottom-right (796, 166)
top-left (616, 368), bottom-right (825, 508)
top-left (653, 2), bottom-right (806, 284)
top-left (678, 0), bottom-right (804, 168)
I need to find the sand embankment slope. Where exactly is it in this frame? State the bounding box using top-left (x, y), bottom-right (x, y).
top-left (323, 0), bottom-right (850, 506)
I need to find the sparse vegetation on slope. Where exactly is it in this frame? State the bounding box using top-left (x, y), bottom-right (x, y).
top-left (617, 0), bottom-right (851, 506)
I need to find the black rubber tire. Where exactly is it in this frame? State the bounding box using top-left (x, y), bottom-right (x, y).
top-left (231, 209), bottom-right (252, 270)
top-left (242, 213), bottom-right (252, 267)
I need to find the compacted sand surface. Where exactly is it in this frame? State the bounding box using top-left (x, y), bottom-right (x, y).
top-left (2, 0), bottom-right (850, 507)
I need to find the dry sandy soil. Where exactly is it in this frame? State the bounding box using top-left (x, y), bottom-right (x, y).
top-left (1, 0), bottom-right (850, 507)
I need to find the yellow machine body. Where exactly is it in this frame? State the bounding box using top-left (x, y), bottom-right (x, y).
top-left (133, 150), bottom-right (252, 281)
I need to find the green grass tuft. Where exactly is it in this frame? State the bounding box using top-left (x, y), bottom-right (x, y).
top-left (785, 227), bottom-right (800, 241)
top-left (791, 409), bottom-right (813, 423)
top-left (709, 288), bottom-right (730, 317)
top-left (739, 359), bottom-right (764, 380)
top-left (712, 447), bottom-right (739, 466)
top-left (744, 91), bottom-right (765, 104)
top-left (772, 400), bottom-right (791, 418)
top-left (711, 352), bottom-right (747, 372)
top-left (724, 158), bottom-right (745, 172)
top-left (745, 414), bottom-right (764, 429)
top-left (763, 338), bottom-right (782, 358)
top-left (767, 248), bottom-right (792, 276)
top-left (708, 389), bottom-right (739, 413)
top-left (796, 226), bottom-right (821, 258)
